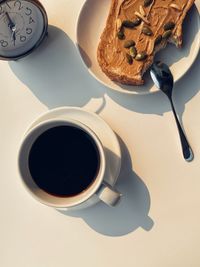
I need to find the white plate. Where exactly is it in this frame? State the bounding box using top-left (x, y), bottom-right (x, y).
top-left (76, 0), bottom-right (200, 95)
top-left (26, 107), bottom-right (121, 187)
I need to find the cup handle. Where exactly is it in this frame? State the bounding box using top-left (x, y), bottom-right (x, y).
top-left (96, 182), bottom-right (122, 207)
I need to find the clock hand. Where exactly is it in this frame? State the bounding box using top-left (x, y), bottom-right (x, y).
top-left (12, 28), bottom-right (16, 46)
top-left (5, 12), bottom-right (15, 30)
top-left (5, 12), bottom-right (16, 45)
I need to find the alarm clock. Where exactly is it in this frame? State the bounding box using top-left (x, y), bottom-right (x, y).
top-left (0, 0), bottom-right (48, 60)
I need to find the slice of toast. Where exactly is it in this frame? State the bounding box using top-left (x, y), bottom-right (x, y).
top-left (97, 0), bottom-right (195, 85)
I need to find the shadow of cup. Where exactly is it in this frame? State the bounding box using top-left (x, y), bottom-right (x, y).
top-left (58, 137), bottom-right (154, 237)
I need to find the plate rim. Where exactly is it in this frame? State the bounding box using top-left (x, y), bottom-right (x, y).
top-left (75, 0), bottom-right (200, 95)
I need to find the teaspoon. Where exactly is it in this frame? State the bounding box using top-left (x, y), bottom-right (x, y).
top-left (150, 61), bottom-right (194, 162)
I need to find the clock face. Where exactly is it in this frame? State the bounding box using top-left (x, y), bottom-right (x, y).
top-left (0, 0), bottom-right (47, 59)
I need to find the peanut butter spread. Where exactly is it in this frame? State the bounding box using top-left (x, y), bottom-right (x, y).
top-left (97, 0), bottom-right (195, 85)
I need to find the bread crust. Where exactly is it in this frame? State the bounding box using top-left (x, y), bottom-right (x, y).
top-left (97, 0), bottom-right (195, 86)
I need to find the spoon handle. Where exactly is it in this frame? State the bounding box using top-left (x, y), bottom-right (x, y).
top-left (169, 98), bottom-right (194, 162)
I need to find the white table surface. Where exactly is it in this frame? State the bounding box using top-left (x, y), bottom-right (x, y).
top-left (1, 1), bottom-right (200, 266)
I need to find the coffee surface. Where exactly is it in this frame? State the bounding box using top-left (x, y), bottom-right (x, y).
top-left (28, 126), bottom-right (100, 197)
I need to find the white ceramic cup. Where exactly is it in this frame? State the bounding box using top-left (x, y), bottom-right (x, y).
top-left (18, 118), bottom-right (121, 209)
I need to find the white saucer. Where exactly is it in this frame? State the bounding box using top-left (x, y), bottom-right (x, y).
top-left (26, 107), bottom-right (121, 187)
top-left (76, 0), bottom-right (200, 94)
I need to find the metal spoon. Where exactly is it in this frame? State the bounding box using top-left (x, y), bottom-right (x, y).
top-left (150, 61), bottom-right (194, 162)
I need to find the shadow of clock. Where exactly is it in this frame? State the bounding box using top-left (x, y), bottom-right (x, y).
top-left (8, 25), bottom-right (106, 109)
top-left (58, 137), bottom-right (154, 237)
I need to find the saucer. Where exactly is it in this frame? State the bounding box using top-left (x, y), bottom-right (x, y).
top-left (26, 107), bottom-right (121, 188)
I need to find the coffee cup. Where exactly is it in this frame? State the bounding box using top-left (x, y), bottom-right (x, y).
top-left (18, 118), bottom-right (121, 210)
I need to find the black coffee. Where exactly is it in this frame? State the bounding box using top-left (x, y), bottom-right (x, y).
top-left (28, 126), bottom-right (100, 197)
